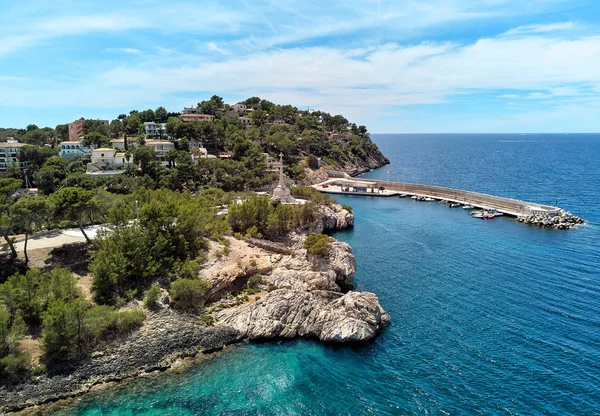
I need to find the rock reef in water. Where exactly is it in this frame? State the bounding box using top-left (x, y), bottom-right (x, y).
top-left (217, 289), bottom-right (390, 343)
top-left (518, 209), bottom-right (584, 229)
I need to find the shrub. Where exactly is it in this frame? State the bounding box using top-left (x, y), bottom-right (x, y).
top-left (200, 314), bottom-right (215, 326)
top-left (114, 310), bottom-right (145, 333)
top-left (169, 279), bottom-right (210, 311)
top-left (179, 259), bottom-right (201, 280)
top-left (144, 284), bottom-right (161, 308)
top-left (304, 233), bottom-right (333, 255)
top-left (245, 226), bottom-right (262, 239)
top-left (0, 351), bottom-right (31, 382)
top-left (341, 204), bottom-right (353, 213)
top-left (247, 274), bottom-right (263, 289)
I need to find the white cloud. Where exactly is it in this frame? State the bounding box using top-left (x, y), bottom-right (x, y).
top-left (502, 21), bottom-right (577, 36)
top-left (207, 42), bottom-right (229, 55)
top-left (0, 14), bottom-right (149, 56)
top-left (4, 30), bottom-right (600, 129)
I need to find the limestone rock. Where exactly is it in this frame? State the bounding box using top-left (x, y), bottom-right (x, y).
top-left (310, 203), bottom-right (355, 234)
top-left (215, 289), bottom-right (389, 343)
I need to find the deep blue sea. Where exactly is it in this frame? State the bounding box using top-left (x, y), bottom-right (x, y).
top-left (57, 134), bottom-right (600, 415)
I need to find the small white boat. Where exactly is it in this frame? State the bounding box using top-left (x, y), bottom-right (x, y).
top-left (439, 199), bottom-right (448, 204)
top-left (424, 197), bottom-right (436, 202)
top-left (399, 193), bottom-right (408, 198)
top-left (462, 205), bottom-right (474, 210)
top-left (450, 203), bottom-right (461, 208)
top-left (411, 195), bottom-right (418, 199)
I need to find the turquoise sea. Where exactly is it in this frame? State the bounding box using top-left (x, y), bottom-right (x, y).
top-left (57, 134), bottom-right (600, 415)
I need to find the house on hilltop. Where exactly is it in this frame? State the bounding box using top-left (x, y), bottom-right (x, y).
top-left (59, 140), bottom-right (92, 160)
top-left (179, 113), bottom-right (215, 122)
top-left (144, 122), bottom-right (167, 138)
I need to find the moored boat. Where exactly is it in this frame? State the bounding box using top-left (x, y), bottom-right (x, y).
top-left (462, 205), bottom-right (474, 210)
top-left (450, 203), bottom-right (461, 208)
top-left (424, 197), bottom-right (435, 202)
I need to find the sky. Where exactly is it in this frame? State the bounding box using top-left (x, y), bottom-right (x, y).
top-left (1, 0), bottom-right (599, 133)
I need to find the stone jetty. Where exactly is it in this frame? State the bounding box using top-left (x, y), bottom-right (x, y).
top-left (517, 209), bottom-right (584, 229)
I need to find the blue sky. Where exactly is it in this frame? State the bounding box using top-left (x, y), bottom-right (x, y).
top-left (1, 0), bottom-right (599, 133)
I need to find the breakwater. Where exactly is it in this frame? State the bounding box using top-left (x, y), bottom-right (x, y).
top-left (315, 173), bottom-right (584, 229)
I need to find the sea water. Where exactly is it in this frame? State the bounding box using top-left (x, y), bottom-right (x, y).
top-left (57, 134), bottom-right (600, 415)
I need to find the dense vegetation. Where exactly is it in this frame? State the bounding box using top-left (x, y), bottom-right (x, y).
top-left (2, 96), bottom-right (387, 193)
top-left (0, 95), bottom-right (369, 384)
top-left (0, 267), bottom-right (144, 381)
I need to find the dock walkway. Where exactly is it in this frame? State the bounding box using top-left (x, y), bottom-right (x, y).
top-left (314, 176), bottom-right (560, 217)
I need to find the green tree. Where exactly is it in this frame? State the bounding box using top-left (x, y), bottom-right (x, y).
top-left (83, 132), bottom-right (110, 149)
top-left (50, 187), bottom-right (95, 243)
top-left (165, 117), bottom-right (183, 138)
top-left (11, 196), bottom-right (49, 263)
top-left (42, 298), bottom-right (77, 356)
top-left (109, 119), bottom-right (123, 138)
top-left (33, 156), bottom-right (68, 195)
top-left (0, 269), bottom-right (45, 324)
top-left (155, 106), bottom-right (168, 123)
top-left (18, 145), bottom-right (58, 174)
top-left (0, 178), bottom-right (22, 261)
top-left (0, 306), bottom-right (27, 356)
top-left (125, 114), bottom-right (142, 135)
top-left (133, 146), bottom-right (158, 177)
top-left (83, 120), bottom-right (109, 136)
top-left (55, 124), bottom-right (69, 141)
top-left (139, 109), bottom-right (156, 123)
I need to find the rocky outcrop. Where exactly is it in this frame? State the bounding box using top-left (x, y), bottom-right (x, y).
top-left (216, 289), bottom-right (390, 343)
top-left (311, 203), bottom-right (354, 234)
top-left (0, 310), bottom-right (240, 414)
top-left (517, 209), bottom-right (584, 229)
top-left (340, 154), bottom-right (390, 176)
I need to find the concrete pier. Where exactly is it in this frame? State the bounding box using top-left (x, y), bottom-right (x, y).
top-left (314, 175), bottom-right (561, 217)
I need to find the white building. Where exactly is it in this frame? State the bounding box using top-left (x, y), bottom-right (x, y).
top-left (239, 117), bottom-right (252, 128)
top-left (145, 140), bottom-right (175, 156)
top-left (87, 148), bottom-right (128, 174)
top-left (144, 122), bottom-right (167, 138)
top-left (232, 103), bottom-right (247, 112)
top-left (59, 140), bottom-right (91, 160)
top-left (0, 140), bottom-right (25, 174)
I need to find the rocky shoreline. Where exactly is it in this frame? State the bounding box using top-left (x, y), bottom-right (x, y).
top-left (0, 203), bottom-right (390, 414)
top-left (517, 209), bottom-right (584, 229)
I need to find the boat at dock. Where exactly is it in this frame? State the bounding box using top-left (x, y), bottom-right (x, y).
top-left (424, 197), bottom-right (436, 202)
top-left (462, 205), bottom-right (474, 210)
top-left (399, 193), bottom-right (408, 198)
top-left (450, 203), bottom-right (461, 208)
top-left (471, 208), bottom-right (504, 219)
top-left (439, 199), bottom-right (448, 204)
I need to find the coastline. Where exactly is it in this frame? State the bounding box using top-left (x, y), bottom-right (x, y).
top-left (0, 202), bottom-right (390, 414)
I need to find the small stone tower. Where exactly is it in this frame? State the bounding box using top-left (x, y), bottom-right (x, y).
top-left (271, 153), bottom-right (295, 204)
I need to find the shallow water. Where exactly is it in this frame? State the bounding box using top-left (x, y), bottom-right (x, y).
top-left (58, 134), bottom-right (600, 415)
